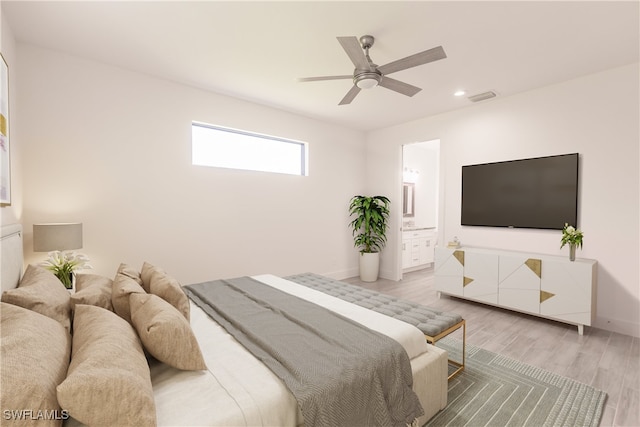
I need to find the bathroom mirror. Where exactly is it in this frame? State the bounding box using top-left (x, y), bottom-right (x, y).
top-left (403, 183), bottom-right (415, 217)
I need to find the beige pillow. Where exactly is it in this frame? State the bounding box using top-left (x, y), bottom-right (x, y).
top-left (1, 264), bottom-right (72, 331)
top-left (1, 302), bottom-right (71, 427)
top-left (148, 266), bottom-right (190, 321)
top-left (140, 261), bottom-right (161, 293)
top-left (116, 262), bottom-right (143, 285)
top-left (71, 274), bottom-right (113, 311)
top-left (111, 272), bottom-right (145, 324)
top-left (130, 293), bottom-right (206, 371)
top-left (57, 304), bottom-right (156, 426)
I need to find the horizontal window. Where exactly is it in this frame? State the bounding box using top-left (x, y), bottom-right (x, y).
top-left (192, 122), bottom-right (308, 176)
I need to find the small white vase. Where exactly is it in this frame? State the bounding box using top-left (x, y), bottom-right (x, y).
top-left (569, 244), bottom-right (576, 262)
top-left (359, 252), bottom-right (380, 282)
top-left (66, 272), bottom-right (76, 293)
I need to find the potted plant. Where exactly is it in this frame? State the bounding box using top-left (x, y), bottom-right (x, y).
top-left (560, 223), bottom-right (584, 261)
top-left (348, 195), bottom-right (390, 281)
top-left (39, 250), bottom-right (92, 291)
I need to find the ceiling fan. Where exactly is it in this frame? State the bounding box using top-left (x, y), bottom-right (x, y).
top-left (299, 35), bottom-right (447, 105)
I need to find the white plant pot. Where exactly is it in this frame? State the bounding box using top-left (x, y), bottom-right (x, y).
top-left (359, 252), bottom-right (380, 282)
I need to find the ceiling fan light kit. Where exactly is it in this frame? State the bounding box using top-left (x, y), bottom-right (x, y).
top-left (354, 71), bottom-right (381, 89)
top-left (299, 34), bottom-right (447, 105)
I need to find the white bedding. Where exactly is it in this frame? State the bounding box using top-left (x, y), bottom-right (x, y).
top-left (151, 274), bottom-right (448, 426)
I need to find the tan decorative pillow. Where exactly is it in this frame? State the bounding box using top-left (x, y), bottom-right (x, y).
top-left (116, 262), bottom-right (143, 286)
top-left (148, 265), bottom-right (190, 321)
top-left (130, 293), bottom-right (206, 371)
top-left (140, 261), bottom-right (161, 293)
top-left (111, 272), bottom-right (145, 324)
top-left (71, 274), bottom-right (113, 311)
top-left (1, 302), bottom-right (71, 427)
top-left (57, 304), bottom-right (156, 426)
top-left (1, 264), bottom-right (72, 331)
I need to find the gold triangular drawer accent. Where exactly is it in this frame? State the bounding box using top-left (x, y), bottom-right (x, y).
top-left (540, 290), bottom-right (555, 303)
top-left (463, 277), bottom-right (474, 287)
top-left (525, 258), bottom-right (542, 278)
top-left (453, 250), bottom-right (465, 266)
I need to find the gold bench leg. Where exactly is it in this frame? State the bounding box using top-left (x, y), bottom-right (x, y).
top-left (424, 319), bottom-right (466, 380)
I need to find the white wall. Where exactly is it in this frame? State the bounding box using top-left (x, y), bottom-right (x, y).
top-left (17, 44), bottom-right (366, 284)
top-left (366, 63), bottom-right (640, 337)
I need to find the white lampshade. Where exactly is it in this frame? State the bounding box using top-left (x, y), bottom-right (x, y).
top-left (33, 223), bottom-right (83, 252)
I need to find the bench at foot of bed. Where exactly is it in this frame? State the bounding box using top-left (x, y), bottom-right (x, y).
top-left (285, 273), bottom-right (466, 380)
top-left (424, 319), bottom-right (465, 379)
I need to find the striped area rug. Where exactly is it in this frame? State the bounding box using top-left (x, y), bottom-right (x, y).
top-left (426, 337), bottom-right (607, 427)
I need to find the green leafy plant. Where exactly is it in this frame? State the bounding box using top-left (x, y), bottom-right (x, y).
top-left (348, 195), bottom-right (391, 253)
top-left (39, 251), bottom-right (92, 289)
top-left (560, 223), bottom-right (584, 249)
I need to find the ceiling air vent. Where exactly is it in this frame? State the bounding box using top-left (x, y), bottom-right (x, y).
top-left (468, 91), bottom-right (497, 102)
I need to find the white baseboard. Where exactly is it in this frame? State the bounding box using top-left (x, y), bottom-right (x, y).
top-left (593, 316), bottom-right (640, 338)
top-left (320, 268), bottom-right (359, 281)
top-left (378, 268), bottom-right (398, 281)
top-left (320, 267), bottom-right (396, 282)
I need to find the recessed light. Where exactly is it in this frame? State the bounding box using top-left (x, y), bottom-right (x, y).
top-left (454, 90), bottom-right (466, 97)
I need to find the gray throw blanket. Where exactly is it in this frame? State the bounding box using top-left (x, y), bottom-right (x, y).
top-left (185, 277), bottom-right (424, 427)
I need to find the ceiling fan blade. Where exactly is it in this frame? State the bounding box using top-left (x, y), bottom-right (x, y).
top-left (378, 77), bottom-right (422, 97)
top-left (338, 85), bottom-right (361, 105)
top-left (297, 75), bottom-right (353, 82)
top-left (377, 46), bottom-right (446, 75)
top-left (337, 36), bottom-right (369, 70)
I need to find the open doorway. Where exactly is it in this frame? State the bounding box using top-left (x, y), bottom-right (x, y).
top-left (400, 140), bottom-right (440, 279)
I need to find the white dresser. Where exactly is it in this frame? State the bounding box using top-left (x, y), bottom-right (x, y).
top-left (402, 229), bottom-right (437, 271)
top-left (434, 246), bottom-right (597, 334)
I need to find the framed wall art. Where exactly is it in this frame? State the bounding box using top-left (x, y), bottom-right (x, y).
top-left (0, 53), bottom-right (10, 206)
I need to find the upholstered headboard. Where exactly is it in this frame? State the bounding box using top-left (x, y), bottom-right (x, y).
top-left (1, 223), bottom-right (23, 292)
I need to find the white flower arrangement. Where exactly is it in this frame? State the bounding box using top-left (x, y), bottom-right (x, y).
top-left (560, 223), bottom-right (584, 249)
top-left (39, 251), bottom-right (92, 289)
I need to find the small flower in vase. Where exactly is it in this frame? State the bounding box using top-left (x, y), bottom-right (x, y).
top-left (560, 223), bottom-right (584, 261)
top-left (39, 251), bottom-right (93, 289)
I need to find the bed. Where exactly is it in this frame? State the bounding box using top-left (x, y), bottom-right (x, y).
top-left (1, 223), bottom-right (448, 426)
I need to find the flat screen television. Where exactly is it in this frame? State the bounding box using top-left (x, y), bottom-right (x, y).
top-left (461, 153), bottom-right (579, 230)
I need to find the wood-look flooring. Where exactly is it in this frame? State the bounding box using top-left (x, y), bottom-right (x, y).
top-left (344, 268), bottom-right (639, 427)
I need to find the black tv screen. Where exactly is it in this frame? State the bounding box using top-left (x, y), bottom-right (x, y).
top-left (461, 153), bottom-right (579, 230)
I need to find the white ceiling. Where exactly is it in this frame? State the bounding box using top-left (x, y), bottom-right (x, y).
top-left (3, 1), bottom-right (639, 131)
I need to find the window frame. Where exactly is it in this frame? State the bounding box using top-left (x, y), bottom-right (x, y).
top-left (191, 122), bottom-right (308, 176)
